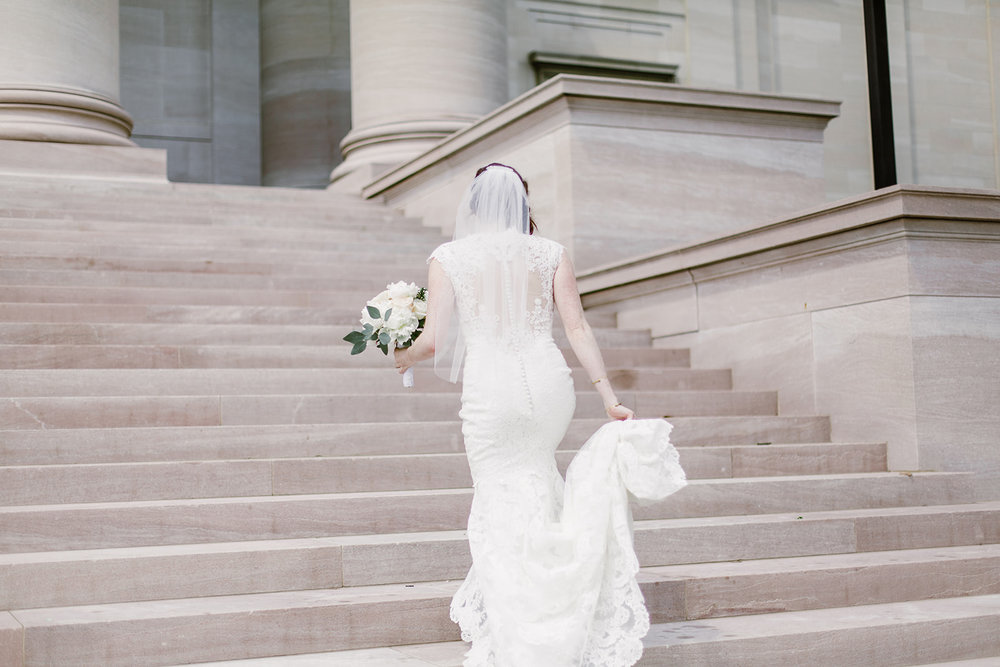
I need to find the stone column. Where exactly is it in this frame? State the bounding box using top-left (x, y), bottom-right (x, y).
top-left (260, 0), bottom-right (351, 188)
top-left (330, 0), bottom-right (507, 189)
top-left (0, 0), bottom-right (133, 146)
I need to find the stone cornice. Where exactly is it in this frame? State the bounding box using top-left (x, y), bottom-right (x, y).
top-left (578, 185), bottom-right (1000, 306)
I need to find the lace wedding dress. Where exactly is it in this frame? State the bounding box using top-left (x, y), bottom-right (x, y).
top-left (430, 230), bottom-right (687, 667)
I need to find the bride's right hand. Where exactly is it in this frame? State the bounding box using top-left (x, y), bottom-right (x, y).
top-left (606, 403), bottom-right (635, 421)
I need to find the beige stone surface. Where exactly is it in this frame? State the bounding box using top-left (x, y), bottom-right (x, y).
top-left (0, 539), bottom-right (344, 609)
top-left (364, 75), bottom-right (838, 270)
top-left (333, 0), bottom-right (507, 184)
top-left (0, 139), bottom-right (165, 180)
top-left (14, 584), bottom-right (458, 665)
top-left (579, 187), bottom-right (1000, 493)
top-left (643, 593), bottom-right (1000, 666)
top-left (0, 0), bottom-right (132, 145)
top-left (120, 0), bottom-right (261, 184)
top-left (0, 612), bottom-right (21, 667)
top-left (813, 297), bottom-right (920, 470)
top-left (260, 0), bottom-right (350, 187)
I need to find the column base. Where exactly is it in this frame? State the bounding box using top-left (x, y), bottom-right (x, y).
top-left (0, 139), bottom-right (167, 181)
top-left (0, 85), bottom-right (135, 146)
top-left (329, 117), bottom-right (476, 192)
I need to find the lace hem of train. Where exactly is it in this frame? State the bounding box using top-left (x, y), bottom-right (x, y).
top-left (450, 419), bottom-right (686, 667)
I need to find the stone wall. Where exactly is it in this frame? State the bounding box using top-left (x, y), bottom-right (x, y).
top-left (120, 0), bottom-right (261, 185)
top-left (363, 75), bottom-right (837, 270)
top-left (111, 1), bottom-right (1000, 195)
top-left (577, 185), bottom-right (1000, 499)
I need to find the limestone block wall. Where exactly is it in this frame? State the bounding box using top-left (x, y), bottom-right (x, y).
top-left (363, 75), bottom-right (838, 271)
top-left (120, 0), bottom-right (261, 185)
top-left (577, 185), bottom-right (1000, 500)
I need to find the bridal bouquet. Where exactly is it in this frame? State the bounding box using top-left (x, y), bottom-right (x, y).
top-left (343, 281), bottom-right (427, 387)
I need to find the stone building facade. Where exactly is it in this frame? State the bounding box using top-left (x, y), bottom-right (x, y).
top-left (104, 0), bottom-right (1000, 200)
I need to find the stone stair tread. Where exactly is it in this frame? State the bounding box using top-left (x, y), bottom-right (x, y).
top-left (0, 472), bottom-right (977, 554)
top-left (0, 390), bottom-right (776, 429)
top-left (639, 593), bottom-right (1000, 666)
top-left (0, 268), bottom-right (424, 291)
top-left (3, 503), bottom-right (999, 609)
top-left (10, 566), bottom-right (1000, 665)
top-left (0, 322), bottom-right (649, 348)
top-left (276, 595), bottom-right (1000, 667)
top-left (169, 643), bottom-right (465, 666)
top-left (642, 542), bottom-right (1000, 580)
top-left (0, 241), bottom-right (431, 265)
top-left (0, 214), bottom-right (445, 235)
top-left (0, 442), bottom-right (891, 505)
top-left (0, 416), bottom-right (832, 464)
top-left (0, 343), bottom-right (687, 368)
top-left (0, 367), bottom-right (729, 396)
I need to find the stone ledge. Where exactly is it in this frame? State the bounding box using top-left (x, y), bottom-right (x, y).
top-left (578, 184), bottom-right (1000, 303)
top-left (354, 74), bottom-right (840, 270)
top-left (0, 139), bottom-right (166, 182)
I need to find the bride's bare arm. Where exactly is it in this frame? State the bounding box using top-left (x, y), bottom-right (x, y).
top-left (553, 252), bottom-right (634, 420)
top-left (394, 259), bottom-right (449, 373)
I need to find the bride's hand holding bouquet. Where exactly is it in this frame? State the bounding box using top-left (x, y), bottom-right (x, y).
top-left (343, 281), bottom-right (427, 387)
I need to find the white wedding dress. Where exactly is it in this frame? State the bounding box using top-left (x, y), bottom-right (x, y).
top-left (430, 230), bottom-right (687, 667)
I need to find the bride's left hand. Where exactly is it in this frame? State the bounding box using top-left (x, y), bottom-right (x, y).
top-left (606, 403), bottom-right (635, 420)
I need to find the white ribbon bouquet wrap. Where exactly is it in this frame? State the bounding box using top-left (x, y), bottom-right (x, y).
top-left (344, 281), bottom-right (427, 387)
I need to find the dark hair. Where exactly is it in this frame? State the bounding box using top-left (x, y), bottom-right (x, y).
top-left (474, 162), bottom-right (537, 234)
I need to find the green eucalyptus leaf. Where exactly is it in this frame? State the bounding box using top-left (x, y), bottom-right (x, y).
top-left (350, 340), bottom-right (368, 355)
top-left (344, 330), bottom-right (366, 344)
top-left (383, 308), bottom-right (392, 321)
top-left (366, 305), bottom-right (380, 319)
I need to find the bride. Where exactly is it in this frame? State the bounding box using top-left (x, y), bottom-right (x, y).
top-left (394, 163), bottom-right (686, 666)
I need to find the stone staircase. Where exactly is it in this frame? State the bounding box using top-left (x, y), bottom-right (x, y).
top-left (0, 174), bottom-right (998, 667)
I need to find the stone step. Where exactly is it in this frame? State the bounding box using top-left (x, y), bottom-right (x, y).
top-left (640, 594), bottom-right (1000, 666)
top-left (5, 501), bottom-right (998, 610)
top-left (272, 595), bottom-right (1000, 667)
top-left (0, 303), bottom-right (365, 326)
top-left (0, 228), bottom-right (440, 254)
top-left (0, 389), bottom-right (776, 429)
top-left (0, 442), bottom-right (886, 505)
top-left (0, 284), bottom-right (381, 307)
top-left (0, 268), bottom-right (423, 292)
top-left (0, 322), bottom-right (649, 349)
top-left (0, 301), bottom-right (618, 328)
top-left (0, 215), bottom-right (447, 241)
top-left (0, 255), bottom-right (430, 281)
top-left (638, 544), bottom-right (1000, 623)
top-left (0, 239), bottom-right (430, 266)
top-left (0, 342), bottom-right (686, 369)
top-left (0, 472), bottom-right (974, 553)
top-left (7, 551), bottom-right (1000, 666)
top-left (0, 416), bottom-right (828, 465)
top-left (0, 367), bottom-right (730, 397)
top-left (908, 660), bottom-right (1000, 666)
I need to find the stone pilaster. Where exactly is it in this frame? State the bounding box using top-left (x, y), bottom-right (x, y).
top-left (0, 0), bottom-right (133, 145)
top-left (330, 0), bottom-right (507, 190)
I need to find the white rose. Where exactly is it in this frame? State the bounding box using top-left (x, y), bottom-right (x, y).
top-left (361, 290), bottom-right (391, 328)
top-left (387, 281), bottom-right (418, 301)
